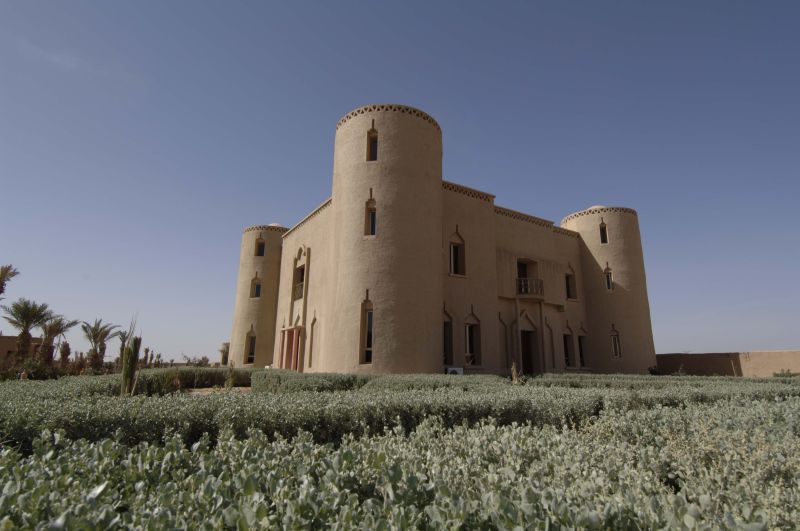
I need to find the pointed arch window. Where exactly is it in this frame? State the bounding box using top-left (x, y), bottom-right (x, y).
top-left (245, 333), bottom-right (256, 364)
top-left (366, 129), bottom-right (378, 161)
top-left (360, 299), bottom-right (374, 364)
top-left (365, 199), bottom-right (377, 236)
top-left (443, 311), bottom-right (453, 366)
top-left (250, 277), bottom-right (262, 298)
top-left (449, 231), bottom-right (466, 276)
top-left (610, 327), bottom-right (622, 358)
top-left (464, 312), bottom-right (481, 366)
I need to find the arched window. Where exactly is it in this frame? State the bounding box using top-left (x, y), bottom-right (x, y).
top-left (565, 265), bottom-right (578, 299)
top-left (599, 222), bottom-right (608, 244)
top-left (443, 311), bottom-right (453, 366)
top-left (464, 312), bottom-right (481, 366)
top-left (255, 238), bottom-right (266, 256)
top-left (245, 333), bottom-right (256, 364)
top-left (366, 129), bottom-right (378, 161)
top-left (250, 277), bottom-right (262, 298)
top-left (449, 231), bottom-right (466, 276)
top-left (360, 299), bottom-right (374, 364)
top-left (610, 326), bottom-right (622, 358)
top-left (364, 199), bottom-right (377, 236)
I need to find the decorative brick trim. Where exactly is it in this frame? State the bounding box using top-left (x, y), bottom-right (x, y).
top-left (442, 180), bottom-right (495, 203)
top-left (244, 224), bottom-right (288, 234)
top-left (494, 206), bottom-right (553, 228)
top-left (282, 198), bottom-right (333, 238)
top-left (561, 206), bottom-right (638, 225)
top-left (553, 227), bottom-right (580, 238)
top-left (337, 104), bottom-right (441, 132)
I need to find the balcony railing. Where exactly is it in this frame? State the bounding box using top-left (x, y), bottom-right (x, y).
top-left (292, 282), bottom-right (304, 300)
top-left (516, 277), bottom-right (544, 296)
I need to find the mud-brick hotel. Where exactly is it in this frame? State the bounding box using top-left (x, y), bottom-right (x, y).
top-left (229, 104), bottom-right (656, 375)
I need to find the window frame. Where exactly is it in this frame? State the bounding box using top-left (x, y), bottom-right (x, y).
top-left (246, 335), bottom-right (256, 364)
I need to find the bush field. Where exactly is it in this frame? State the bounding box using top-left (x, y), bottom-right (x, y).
top-left (1, 370), bottom-right (799, 528)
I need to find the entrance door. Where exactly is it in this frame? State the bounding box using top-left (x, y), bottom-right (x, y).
top-left (520, 330), bottom-right (541, 374)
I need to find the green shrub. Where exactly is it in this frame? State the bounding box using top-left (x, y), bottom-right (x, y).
top-left (251, 369), bottom-right (372, 393)
top-left (1, 398), bottom-right (798, 529)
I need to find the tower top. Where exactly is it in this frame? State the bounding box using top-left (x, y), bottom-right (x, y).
top-left (336, 103), bottom-right (440, 132)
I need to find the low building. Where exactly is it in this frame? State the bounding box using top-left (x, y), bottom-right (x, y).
top-left (0, 333), bottom-right (43, 360)
top-left (657, 351), bottom-right (800, 377)
top-left (229, 104), bottom-right (657, 375)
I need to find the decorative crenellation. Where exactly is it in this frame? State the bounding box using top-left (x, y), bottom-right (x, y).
top-left (337, 104), bottom-right (441, 132)
top-left (282, 198), bottom-right (333, 238)
top-left (552, 226), bottom-right (580, 238)
top-left (560, 206), bottom-right (638, 226)
top-left (244, 224), bottom-right (288, 234)
top-left (494, 206), bottom-right (553, 228)
top-left (442, 180), bottom-right (495, 203)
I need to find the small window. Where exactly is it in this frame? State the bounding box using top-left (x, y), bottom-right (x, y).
top-left (251, 279), bottom-right (262, 298)
top-left (255, 239), bottom-right (266, 256)
top-left (599, 223), bottom-right (608, 244)
top-left (361, 305), bottom-right (374, 364)
top-left (365, 204), bottom-right (377, 236)
top-left (565, 273), bottom-right (577, 299)
top-left (246, 335), bottom-right (256, 364)
top-left (450, 243), bottom-right (465, 275)
top-left (367, 130), bottom-right (378, 161)
top-left (563, 334), bottom-right (574, 367)
top-left (611, 332), bottom-right (622, 358)
top-left (578, 336), bottom-right (587, 367)
top-left (443, 317), bottom-right (453, 366)
top-left (465, 323), bottom-right (481, 365)
top-left (605, 270), bottom-right (614, 291)
top-left (293, 265), bottom-right (305, 300)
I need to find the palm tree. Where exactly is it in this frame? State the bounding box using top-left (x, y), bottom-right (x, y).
top-left (116, 330), bottom-right (129, 368)
top-left (0, 265), bottom-right (20, 300)
top-left (81, 319), bottom-right (119, 371)
top-left (1, 298), bottom-right (52, 364)
top-left (38, 316), bottom-right (80, 365)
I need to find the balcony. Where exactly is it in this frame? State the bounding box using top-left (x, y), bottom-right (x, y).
top-left (516, 277), bottom-right (544, 297)
top-left (292, 282), bottom-right (304, 300)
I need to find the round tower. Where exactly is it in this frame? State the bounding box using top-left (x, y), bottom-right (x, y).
top-left (327, 104), bottom-right (443, 373)
top-left (561, 206), bottom-right (655, 373)
top-left (229, 223), bottom-right (286, 367)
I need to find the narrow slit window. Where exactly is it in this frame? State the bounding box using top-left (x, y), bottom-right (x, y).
top-left (365, 204), bottom-right (377, 236)
top-left (563, 334), bottom-right (574, 367)
top-left (361, 306), bottom-right (374, 364)
top-left (443, 318), bottom-right (453, 366)
top-left (246, 335), bottom-right (256, 364)
top-left (367, 130), bottom-right (378, 161)
top-left (465, 322), bottom-right (481, 365)
top-left (605, 271), bottom-right (614, 291)
top-left (599, 223), bottom-right (608, 244)
top-left (255, 239), bottom-right (266, 256)
top-left (578, 336), bottom-right (587, 367)
top-left (611, 332), bottom-right (622, 358)
top-left (251, 279), bottom-right (262, 298)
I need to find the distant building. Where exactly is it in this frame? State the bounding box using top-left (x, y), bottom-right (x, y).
top-left (229, 104), bottom-right (656, 375)
top-left (0, 332), bottom-right (43, 359)
top-left (657, 351), bottom-right (800, 377)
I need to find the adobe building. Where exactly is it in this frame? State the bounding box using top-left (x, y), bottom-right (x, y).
top-left (657, 351), bottom-right (800, 377)
top-left (229, 104), bottom-right (657, 375)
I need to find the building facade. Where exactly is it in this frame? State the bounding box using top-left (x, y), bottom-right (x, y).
top-left (229, 104), bottom-right (656, 374)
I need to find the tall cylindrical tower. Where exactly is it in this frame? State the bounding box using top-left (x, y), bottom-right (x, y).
top-left (229, 224), bottom-right (286, 367)
top-left (561, 206), bottom-right (655, 373)
top-left (327, 104), bottom-right (443, 373)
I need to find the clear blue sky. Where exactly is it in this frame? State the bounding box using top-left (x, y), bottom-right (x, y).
top-left (1, 1), bottom-right (798, 359)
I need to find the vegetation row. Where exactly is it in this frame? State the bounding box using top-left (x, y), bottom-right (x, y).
top-left (2, 398), bottom-right (797, 529)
